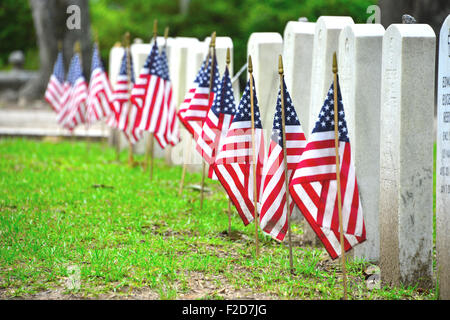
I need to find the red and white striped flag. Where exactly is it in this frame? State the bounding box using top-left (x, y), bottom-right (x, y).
top-left (195, 65), bottom-right (235, 179)
top-left (214, 76), bottom-right (265, 226)
top-left (260, 79), bottom-right (307, 241)
top-left (177, 57), bottom-right (208, 133)
top-left (56, 53), bottom-right (88, 131)
top-left (159, 48), bottom-right (179, 146)
top-left (108, 50), bottom-right (143, 144)
top-left (86, 44), bottom-right (115, 125)
top-left (289, 79), bottom-right (366, 259)
top-left (178, 54), bottom-right (220, 140)
top-left (45, 51), bottom-right (65, 113)
top-left (131, 42), bottom-right (167, 148)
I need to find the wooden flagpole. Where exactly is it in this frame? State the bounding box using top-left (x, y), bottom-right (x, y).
top-left (200, 31), bottom-right (216, 210)
top-left (179, 39), bottom-right (213, 196)
top-left (144, 20), bottom-right (158, 178)
top-left (115, 42), bottom-right (123, 162)
top-left (332, 52), bottom-right (348, 300)
top-left (248, 55), bottom-right (259, 258)
top-left (123, 32), bottom-right (134, 167)
top-left (92, 29), bottom-right (106, 151)
top-left (278, 55), bottom-right (294, 273)
top-left (73, 41), bottom-right (90, 151)
top-left (226, 47), bottom-right (232, 236)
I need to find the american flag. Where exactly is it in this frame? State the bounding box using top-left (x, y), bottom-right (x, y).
top-left (159, 48), bottom-right (179, 146)
top-left (214, 76), bottom-right (265, 226)
top-left (177, 56), bottom-right (208, 129)
top-left (289, 79), bottom-right (366, 259)
top-left (107, 50), bottom-right (143, 144)
top-left (57, 53), bottom-right (88, 131)
top-left (178, 54), bottom-right (221, 140)
top-left (86, 44), bottom-right (115, 125)
top-left (260, 79), bottom-right (307, 241)
top-left (131, 42), bottom-right (167, 148)
top-left (45, 51), bottom-right (65, 113)
top-left (195, 65), bottom-right (236, 179)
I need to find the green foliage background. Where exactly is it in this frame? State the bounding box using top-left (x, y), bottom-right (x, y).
top-left (0, 0), bottom-right (377, 72)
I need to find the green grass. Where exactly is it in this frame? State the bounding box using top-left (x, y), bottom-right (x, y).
top-left (0, 138), bottom-right (436, 300)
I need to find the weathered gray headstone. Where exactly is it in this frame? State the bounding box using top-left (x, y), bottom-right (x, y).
top-left (308, 16), bottom-right (354, 136)
top-left (108, 44), bottom-right (124, 89)
top-left (247, 32), bottom-right (283, 136)
top-left (304, 16), bottom-right (353, 245)
top-left (338, 24), bottom-right (385, 263)
top-left (379, 24), bottom-right (435, 288)
top-left (283, 20), bottom-right (316, 137)
top-left (436, 14), bottom-right (450, 300)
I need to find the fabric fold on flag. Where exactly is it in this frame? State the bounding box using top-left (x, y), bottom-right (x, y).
top-left (56, 53), bottom-right (88, 131)
top-left (159, 47), bottom-right (179, 146)
top-left (178, 54), bottom-right (220, 140)
top-left (177, 56), bottom-right (208, 130)
top-left (214, 76), bottom-right (265, 226)
top-left (107, 50), bottom-right (143, 144)
top-left (131, 41), bottom-right (167, 149)
top-left (45, 51), bottom-right (65, 113)
top-left (260, 79), bottom-right (307, 241)
top-left (195, 66), bottom-right (236, 180)
top-left (289, 78), bottom-right (366, 259)
top-left (86, 44), bottom-right (115, 126)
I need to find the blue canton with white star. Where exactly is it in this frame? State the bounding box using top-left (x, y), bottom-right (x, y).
top-left (272, 78), bottom-right (301, 146)
top-left (67, 53), bottom-right (84, 86)
top-left (312, 78), bottom-right (349, 142)
top-left (91, 44), bottom-right (104, 72)
top-left (194, 56), bottom-right (208, 83)
top-left (53, 51), bottom-right (65, 83)
top-left (198, 54), bottom-right (220, 93)
top-left (159, 49), bottom-right (170, 81)
top-left (143, 42), bottom-right (162, 77)
top-left (119, 50), bottom-right (135, 83)
top-left (211, 66), bottom-right (236, 117)
top-left (233, 75), bottom-right (262, 129)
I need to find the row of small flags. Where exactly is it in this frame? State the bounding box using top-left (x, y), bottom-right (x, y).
top-left (45, 39), bottom-right (178, 148)
top-left (44, 35), bottom-right (366, 262)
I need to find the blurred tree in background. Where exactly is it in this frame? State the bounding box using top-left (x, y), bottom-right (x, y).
top-left (0, 0), bottom-right (37, 70)
top-left (90, 0), bottom-right (376, 79)
top-left (0, 0), bottom-right (377, 73)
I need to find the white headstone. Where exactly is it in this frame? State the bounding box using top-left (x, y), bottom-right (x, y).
top-left (379, 24), bottom-right (435, 288)
top-left (436, 14), bottom-right (450, 300)
top-left (108, 45), bottom-right (125, 88)
top-left (169, 37), bottom-right (204, 170)
top-left (338, 24), bottom-right (384, 263)
top-left (247, 32), bottom-right (283, 136)
top-left (283, 20), bottom-right (316, 137)
top-left (309, 16), bottom-right (354, 135)
top-left (303, 16), bottom-right (353, 245)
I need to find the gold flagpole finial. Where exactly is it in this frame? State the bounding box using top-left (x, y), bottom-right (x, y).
top-left (153, 19), bottom-right (158, 41)
top-left (164, 26), bottom-right (169, 40)
top-left (210, 31), bottom-right (216, 48)
top-left (124, 32), bottom-right (130, 48)
top-left (74, 41), bottom-right (81, 54)
top-left (93, 29), bottom-right (99, 46)
top-left (333, 52), bottom-right (338, 74)
top-left (278, 55), bottom-right (284, 75)
top-left (248, 55), bottom-right (253, 74)
top-left (57, 40), bottom-right (63, 51)
top-left (226, 48), bottom-right (231, 67)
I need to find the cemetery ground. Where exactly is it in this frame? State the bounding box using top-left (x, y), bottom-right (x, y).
top-left (0, 138), bottom-right (437, 300)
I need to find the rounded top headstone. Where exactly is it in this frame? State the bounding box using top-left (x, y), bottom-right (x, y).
top-left (298, 17), bottom-right (309, 22)
top-left (8, 50), bottom-right (25, 69)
